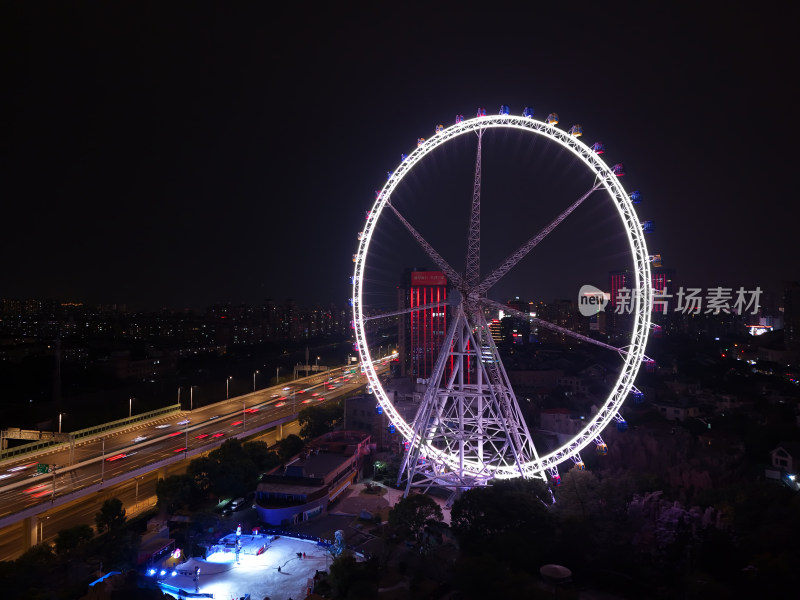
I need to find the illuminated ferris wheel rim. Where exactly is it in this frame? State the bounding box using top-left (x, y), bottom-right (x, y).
top-left (352, 112), bottom-right (652, 478)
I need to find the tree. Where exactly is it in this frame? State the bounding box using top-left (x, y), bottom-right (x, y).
top-left (101, 529), bottom-right (142, 571)
top-left (452, 554), bottom-right (549, 600)
top-left (187, 455), bottom-right (218, 493)
top-left (187, 438), bottom-right (274, 500)
top-left (95, 497), bottom-right (126, 534)
top-left (327, 554), bottom-right (379, 599)
top-left (451, 478), bottom-right (553, 543)
top-left (55, 524), bottom-right (93, 555)
top-left (15, 542), bottom-right (55, 567)
top-left (206, 438), bottom-right (259, 497)
top-left (450, 479), bottom-right (555, 569)
top-left (299, 401), bottom-right (342, 440)
top-left (243, 440), bottom-right (280, 471)
top-left (275, 434), bottom-right (304, 460)
top-left (388, 493), bottom-right (444, 544)
top-left (156, 474), bottom-right (198, 512)
top-left (8, 543), bottom-right (58, 600)
top-left (327, 554), bottom-right (359, 598)
top-left (553, 468), bottom-right (601, 521)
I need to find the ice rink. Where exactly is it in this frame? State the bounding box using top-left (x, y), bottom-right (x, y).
top-left (157, 534), bottom-right (339, 600)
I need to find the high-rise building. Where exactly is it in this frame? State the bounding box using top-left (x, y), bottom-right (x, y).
top-left (609, 267), bottom-right (676, 313)
top-left (501, 297), bottom-right (532, 344)
top-left (397, 269), bottom-right (448, 379)
top-left (784, 281), bottom-right (800, 352)
top-left (651, 267), bottom-right (676, 313)
top-left (609, 270), bottom-right (634, 310)
top-left (489, 318), bottom-right (502, 343)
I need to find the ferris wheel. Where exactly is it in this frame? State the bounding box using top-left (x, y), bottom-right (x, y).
top-left (351, 107), bottom-right (652, 494)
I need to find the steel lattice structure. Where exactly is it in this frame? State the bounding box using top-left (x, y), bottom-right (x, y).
top-left (351, 112), bottom-right (652, 492)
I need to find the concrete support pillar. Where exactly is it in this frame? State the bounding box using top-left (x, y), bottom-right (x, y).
top-left (22, 516), bottom-right (37, 551)
top-left (157, 466), bottom-right (169, 480)
top-left (276, 423), bottom-right (283, 441)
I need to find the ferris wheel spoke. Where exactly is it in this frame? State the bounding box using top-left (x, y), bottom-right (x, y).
top-left (362, 299), bottom-right (453, 322)
top-left (465, 129), bottom-right (483, 288)
top-left (476, 182), bottom-right (603, 295)
top-left (481, 298), bottom-right (628, 355)
top-left (385, 202), bottom-right (463, 287)
top-left (530, 317), bottom-right (628, 354)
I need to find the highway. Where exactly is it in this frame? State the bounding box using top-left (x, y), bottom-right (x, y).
top-left (0, 357), bottom-right (391, 561)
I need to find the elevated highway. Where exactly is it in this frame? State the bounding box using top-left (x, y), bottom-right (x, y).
top-left (0, 358), bottom-right (392, 560)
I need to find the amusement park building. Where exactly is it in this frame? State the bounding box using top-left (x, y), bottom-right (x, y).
top-left (254, 431), bottom-right (371, 526)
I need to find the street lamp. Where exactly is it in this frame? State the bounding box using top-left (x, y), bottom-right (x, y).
top-left (37, 516), bottom-right (49, 544)
top-left (58, 412), bottom-right (63, 434)
top-left (316, 356), bottom-right (320, 371)
top-left (129, 397), bottom-right (134, 419)
top-left (226, 376), bottom-right (232, 399)
top-left (253, 370), bottom-right (259, 392)
top-left (276, 366), bottom-right (280, 386)
top-left (190, 386), bottom-right (195, 411)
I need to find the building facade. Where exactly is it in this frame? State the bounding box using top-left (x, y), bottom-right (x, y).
top-left (397, 269), bottom-right (448, 379)
top-left (254, 431), bottom-right (371, 526)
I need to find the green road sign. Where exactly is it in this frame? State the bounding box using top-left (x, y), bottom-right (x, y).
top-left (36, 463), bottom-right (49, 474)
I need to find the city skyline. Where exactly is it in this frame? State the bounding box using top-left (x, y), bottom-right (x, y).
top-left (3, 5), bottom-right (798, 312)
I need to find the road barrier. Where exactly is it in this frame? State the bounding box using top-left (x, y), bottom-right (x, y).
top-left (0, 404), bottom-right (182, 463)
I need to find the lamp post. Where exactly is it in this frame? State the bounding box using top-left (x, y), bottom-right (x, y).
top-left (253, 370), bottom-right (259, 392)
top-left (129, 397), bottom-right (134, 419)
top-left (58, 412), bottom-right (63, 434)
top-left (226, 376), bottom-right (232, 399)
top-left (316, 356), bottom-right (320, 372)
top-left (37, 516), bottom-right (49, 544)
top-left (101, 437), bottom-right (105, 482)
top-left (190, 386), bottom-right (194, 411)
top-left (243, 397), bottom-right (247, 430)
top-left (276, 366), bottom-right (280, 386)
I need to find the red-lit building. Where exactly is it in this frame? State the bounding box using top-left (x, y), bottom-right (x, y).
top-left (609, 267), bottom-right (675, 313)
top-left (397, 269), bottom-right (448, 379)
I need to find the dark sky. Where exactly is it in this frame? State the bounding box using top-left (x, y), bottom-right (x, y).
top-left (2, 3), bottom-right (798, 312)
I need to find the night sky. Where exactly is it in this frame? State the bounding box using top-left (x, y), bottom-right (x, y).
top-left (3, 3), bottom-right (798, 312)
